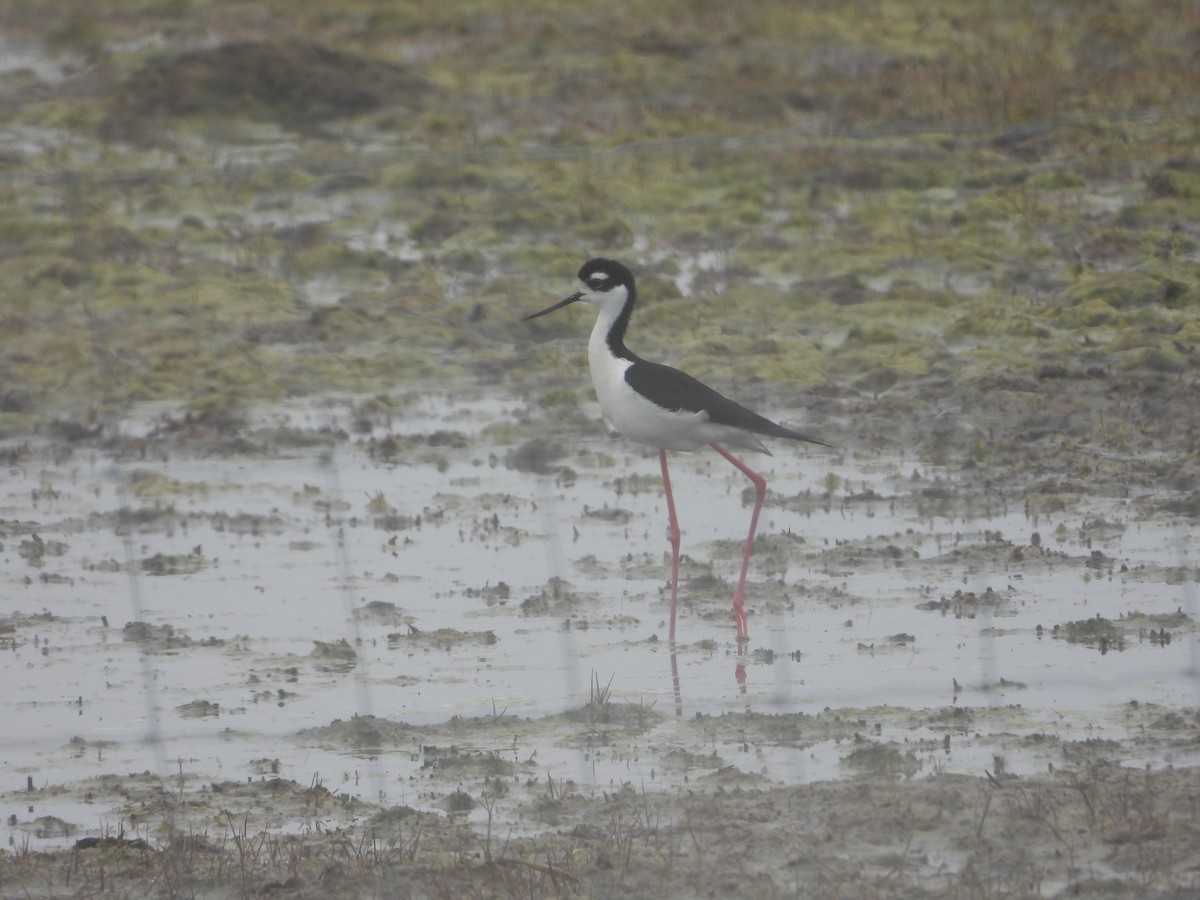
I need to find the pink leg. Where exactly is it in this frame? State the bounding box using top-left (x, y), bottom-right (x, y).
top-left (659, 450), bottom-right (681, 642)
top-left (711, 443), bottom-right (766, 642)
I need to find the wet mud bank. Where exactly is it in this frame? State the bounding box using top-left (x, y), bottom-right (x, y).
top-left (2, 383), bottom-right (1198, 897)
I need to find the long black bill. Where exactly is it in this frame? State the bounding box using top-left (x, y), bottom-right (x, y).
top-left (523, 292), bottom-right (583, 321)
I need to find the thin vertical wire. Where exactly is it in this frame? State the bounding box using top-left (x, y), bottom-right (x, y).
top-left (63, 170), bottom-right (171, 798)
top-left (319, 450), bottom-right (386, 805)
top-left (1173, 522), bottom-right (1199, 687)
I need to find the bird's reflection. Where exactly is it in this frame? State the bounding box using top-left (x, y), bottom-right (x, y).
top-left (667, 631), bottom-right (754, 717)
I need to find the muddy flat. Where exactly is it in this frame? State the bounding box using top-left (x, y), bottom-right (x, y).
top-left (3, 386), bottom-right (1198, 897)
top-left (1, 2), bottom-right (1199, 896)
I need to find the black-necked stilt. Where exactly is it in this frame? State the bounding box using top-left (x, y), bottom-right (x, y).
top-left (525, 258), bottom-right (827, 642)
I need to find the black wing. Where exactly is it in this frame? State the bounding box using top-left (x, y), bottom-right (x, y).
top-left (625, 360), bottom-right (826, 445)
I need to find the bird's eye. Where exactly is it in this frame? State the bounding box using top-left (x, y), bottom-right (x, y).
top-left (588, 276), bottom-right (610, 290)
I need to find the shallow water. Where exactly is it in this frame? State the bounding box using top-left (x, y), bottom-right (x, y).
top-left (2, 391), bottom-right (1197, 847)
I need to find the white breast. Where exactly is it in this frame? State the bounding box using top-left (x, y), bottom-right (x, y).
top-left (586, 312), bottom-right (718, 451)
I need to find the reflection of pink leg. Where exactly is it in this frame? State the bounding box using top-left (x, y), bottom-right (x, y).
top-left (711, 443), bottom-right (766, 642)
top-left (669, 644), bottom-right (682, 716)
top-left (660, 451), bottom-right (681, 643)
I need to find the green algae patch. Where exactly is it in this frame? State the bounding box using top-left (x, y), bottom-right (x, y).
top-left (0, 0), bottom-right (1194, 490)
top-left (841, 740), bottom-right (921, 778)
top-left (387, 627), bottom-right (498, 651)
top-left (1062, 270), bottom-right (1194, 311)
top-left (1123, 609), bottom-right (1193, 630)
top-left (127, 471), bottom-right (209, 500)
top-left (1148, 163), bottom-right (1200, 201)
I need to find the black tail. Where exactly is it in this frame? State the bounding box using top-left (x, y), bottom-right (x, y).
top-left (760, 420), bottom-right (830, 447)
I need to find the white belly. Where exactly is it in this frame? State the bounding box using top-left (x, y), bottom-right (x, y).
top-left (587, 336), bottom-right (716, 451)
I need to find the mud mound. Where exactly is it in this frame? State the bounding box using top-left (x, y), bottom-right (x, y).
top-left (103, 39), bottom-right (429, 137)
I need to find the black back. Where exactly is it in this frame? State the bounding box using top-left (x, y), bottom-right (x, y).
top-left (583, 257), bottom-right (826, 446)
